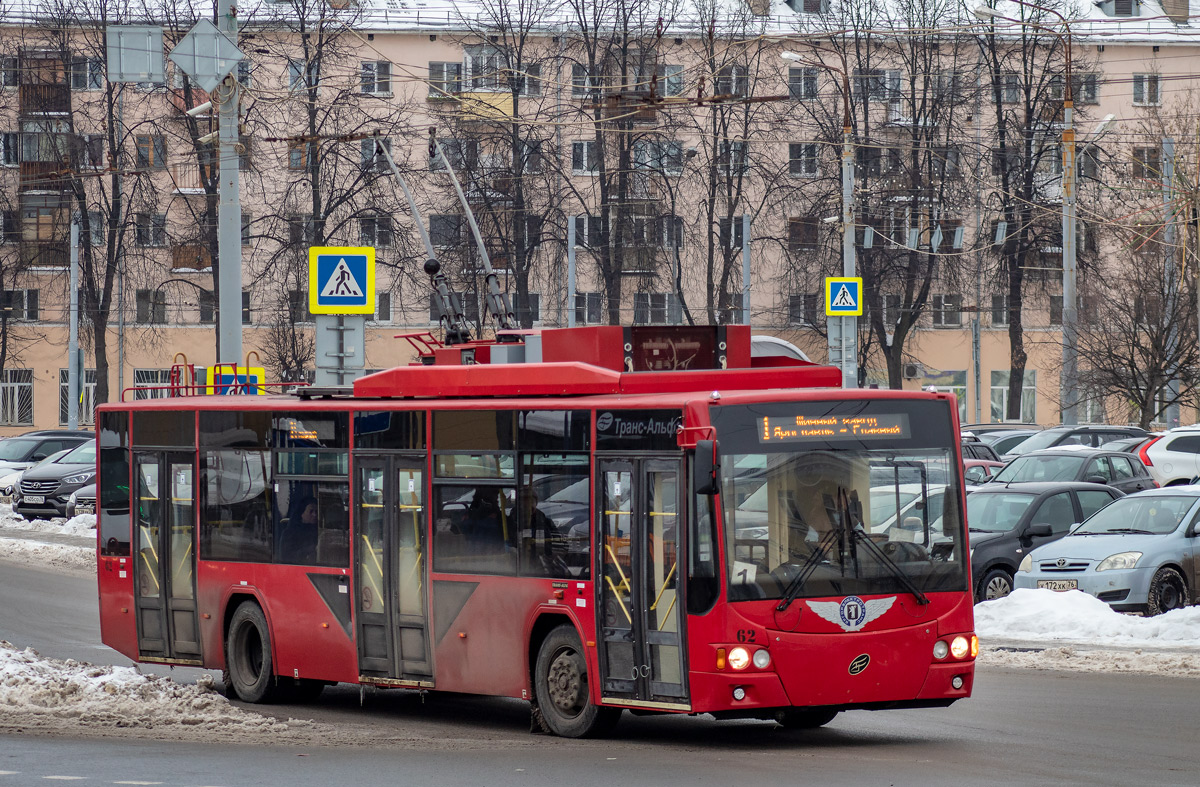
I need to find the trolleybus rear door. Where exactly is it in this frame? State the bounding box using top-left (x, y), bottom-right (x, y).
top-left (133, 451), bottom-right (201, 661)
top-left (597, 458), bottom-right (688, 707)
top-left (355, 456), bottom-right (433, 684)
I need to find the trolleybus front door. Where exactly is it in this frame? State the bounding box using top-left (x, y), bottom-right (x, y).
top-left (355, 456), bottom-right (433, 685)
top-left (133, 451), bottom-right (201, 662)
top-left (597, 458), bottom-right (688, 707)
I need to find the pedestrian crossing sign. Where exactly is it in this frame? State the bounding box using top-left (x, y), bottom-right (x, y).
top-left (825, 277), bottom-right (863, 316)
top-left (309, 246), bottom-right (376, 315)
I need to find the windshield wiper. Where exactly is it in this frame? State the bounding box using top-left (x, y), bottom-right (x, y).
top-left (776, 528), bottom-right (840, 612)
top-left (849, 525), bottom-right (930, 606)
top-left (1102, 528), bottom-right (1155, 535)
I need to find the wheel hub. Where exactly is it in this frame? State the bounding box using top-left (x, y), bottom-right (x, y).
top-left (547, 651), bottom-right (582, 713)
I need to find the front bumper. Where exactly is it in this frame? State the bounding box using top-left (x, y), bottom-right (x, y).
top-left (1014, 567), bottom-right (1154, 609)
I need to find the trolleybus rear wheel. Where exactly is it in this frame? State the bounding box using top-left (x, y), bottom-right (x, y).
top-left (226, 601), bottom-right (279, 703)
top-left (535, 624), bottom-right (620, 738)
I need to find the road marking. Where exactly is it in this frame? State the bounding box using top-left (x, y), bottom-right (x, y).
top-left (115, 782), bottom-right (164, 785)
top-left (0, 772), bottom-right (19, 777)
top-left (42, 778), bottom-right (86, 781)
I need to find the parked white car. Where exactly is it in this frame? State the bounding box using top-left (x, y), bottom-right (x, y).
top-left (1137, 426), bottom-right (1200, 487)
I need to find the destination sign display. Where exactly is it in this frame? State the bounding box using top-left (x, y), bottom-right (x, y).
top-left (758, 413), bottom-right (910, 443)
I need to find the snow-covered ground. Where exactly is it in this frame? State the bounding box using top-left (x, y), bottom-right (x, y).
top-left (0, 504), bottom-right (97, 573)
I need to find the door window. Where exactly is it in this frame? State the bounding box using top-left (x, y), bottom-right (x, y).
top-left (1077, 490), bottom-right (1116, 521)
top-left (1109, 456), bottom-right (1135, 481)
top-left (1086, 457), bottom-right (1114, 483)
top-left (1032, 492), bottom-right (1076, 534)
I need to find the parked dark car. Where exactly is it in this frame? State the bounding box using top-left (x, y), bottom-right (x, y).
top-left (1003, 425), bottom-right (1150, 459)
top-left (14, 440), bottom-right (97, 519)
top-left (961, 438), bottom-right (1001, 462)
top-left (1098, 436), bottom-right (1154, 454)
top-left (968, 481), bottom-right (1124, 601)
top-left (982, 429), bottom-right (1040, 456)
top-left (0, 429), bottom-right (93, 476)
top-left (986, 447), bottom-right (1155, 495)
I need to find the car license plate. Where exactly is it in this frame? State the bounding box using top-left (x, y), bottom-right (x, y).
top-left (1037, 579), bottom-right (1077, 591)
top-left (76, 504), bottom-right (94, 514)
top-left (23, 495), bottom-right (44, 504)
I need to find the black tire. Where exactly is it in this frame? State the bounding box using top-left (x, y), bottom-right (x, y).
top-left (1146, 567), bottom-right (1188, 616)
top-left (775, 708), bottom-right (839, 729)
top-left (225, 601), bottom-right (279, 703)
top-left (534, 624), bottom-right (620, 738)
top-left (282, 678), bottom-right (327, 703)
top-left (977, 568), bottom-right (1014, 603)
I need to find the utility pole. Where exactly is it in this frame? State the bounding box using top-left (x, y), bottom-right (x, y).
top-left (1163, 137), bottom-right (1179, 427)
top-left (217, 1), bottom-right (242, 366)
top-left (68, 220), bottom-right (79, 430)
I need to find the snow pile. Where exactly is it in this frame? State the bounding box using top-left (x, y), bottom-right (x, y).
top-left (0, 540), bottom-right (94, 574)
top-left (0, 503), bottom-right (96, 537)
top-left (975, 588), bottom-right (1200, 646)
top-left (0, 641), bottom-right (312, 737)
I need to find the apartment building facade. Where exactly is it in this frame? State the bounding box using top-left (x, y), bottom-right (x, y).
top-left (0, 0), bottom-right (1195, 433)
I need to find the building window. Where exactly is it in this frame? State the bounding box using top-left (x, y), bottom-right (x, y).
top-left (1052, 72), bottom-right (1099, 104)
top-left (931, 294), bottom-right (962, 327)
top-left (429, 214), bottom-right (463, 248)
top-left (79, 133), bottom-right (104, 169)
top-left (1, 289), bottom-right (38, 321)
top-left (1133, 73), bottom-right (1160, 106)
top-left (575, 292), bottom-right (603, 324)
top-left (1132, 147), bottom-right (1161, 179)
top-left (70, 56), bottom-right (104, 91)
top-left (359, 215), bottom-right (393, 247)
top-left (287, 58), bottom-right (317, 92)
top-left (657, 64), bottom-right (684, 96)
top-left (995, 72), bottom-right (1020, 104)
top-left (787, 293), bottom-right (819, 326)
top-left (430, 138), bottom-right (479, 171)
top-left (852, 69), bottom-right (899, 102)
top-left (429, 292), bottom-right (478, 324)
top-left (59, 368), bottom-right (97, 426)
top-left (1049, 294), bottom-right (1063, 326)
top-left (360, 60), bottom-right (391, 94)
top-left (571, 215), bottom-right (602, 247)
top-left (135, 289), bottom-right (166, 324)
top-left (429, 61), bottom-right (462, 97)
top-left (288, 141), bottom-right (316, 172)
top-left (788, 67), bottom-right (818, 100)
top-left (879, 293), bottom-right (902, 326)
top-left (134, 134), bottom-right (166, 169)
top-left (0, 368), bottom-right (32, 425)
top-left (241, 213), bottom-right (252, 246)
top-left (658, 215), bottom-right (683, 249)
top-left (133, 369), bottom-right (172, 400)
top-left (288, 214), bottom-right (315, 246)
top-left (372, 291), bottom-right (391, 323)
top-left (515, 64), bottom-right (541, 96)
top-left (199, 289), bottom-right (215, 323)
top-left (928, 370), bottom-right (968, 424)
top-left (634, 292), bottom-right (676, 325)
top-left (514, 292), bottom-right (540, 324)
top-left (0, 210), bottom-right (18, 242)
top-left (1, 131), bottom-right (18, 166)
top-left (571, 64), bottom-right (599, 97)
top-left (787, 217), bottom-right (818, 252)
top-left (0, 56), bottom-right (17, 88)
top-left (360, 137), bottom-right (391, 172)
top-left (465, 45), bottom-right (504, 91)
top-left (633, 140), bottom-right (683, 174)
top-left (990, 370), bottom-right (1037, 423)
top-left (718, 140), bottom-right (749, 175)
top-left (991, 294), bottom-right (1010, 327)
top-left (22, 120), bottom-right (69, 163)
top-left (134, 213), bottom-right (167, 247)
top-left (242, 290), bottom-right (252, 324)
top-left (288, 289), bottom-right (310, 323)
top-left (715, 65), bottom-right (748, 98)
top-left (237, 60), bottom-right (252, 88)
top-left (719, 215), bottom-right (746, 250)
top-left (788, 142), bottom-right (818, 177)
top-left (571, 140), bottom-right (599, 174)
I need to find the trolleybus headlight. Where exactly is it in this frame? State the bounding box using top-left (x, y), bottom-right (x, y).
top-left (932, 640), bottom-right (949, 660)
top-left (950, 636), bottom-right (970, 659)
top-left (728, 646), bottom-right (751, 670)
top-left (752, 649), bottom-right (771, 669)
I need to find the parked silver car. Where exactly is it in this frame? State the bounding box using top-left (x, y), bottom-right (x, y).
top-left (1014, 487), bottom-right (1200, 615)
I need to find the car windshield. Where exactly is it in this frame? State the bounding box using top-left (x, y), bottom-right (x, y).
top-left (1073, 495), bottom-right (1194, 535)
top-left (59, 441), bottom-right (95, 464)
top-left (711, 400), bottom-right (968, 602)
top-left (0, 438), bottom-right (39, 462)
top-left (1005, 430), bottom-right (1071, 455)
top-left (993, 455), bottom-right (1086, 483)
top-left (966, 492), bottom-right (1035, 533)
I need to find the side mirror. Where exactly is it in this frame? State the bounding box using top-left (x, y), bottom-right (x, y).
top-left (1027, 523), bottom-right (1053, 538)
top-left (1085, 475), bottom-right (1106, 485)
top-left (693, 439), bottom-right (721, 496)
top-left (30, 453), bottom-right (46, 461)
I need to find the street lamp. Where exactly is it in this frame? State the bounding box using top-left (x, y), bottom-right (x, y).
top-left (782, 50), bottom-right (857, 388)
top-left (974, 2), bottom-right (1079, 424)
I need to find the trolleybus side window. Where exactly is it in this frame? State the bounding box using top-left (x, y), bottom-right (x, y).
top-left (98, 411), bottom-right (131, 557)
top-left (688, 481), bottom-right (719, 614)
top-left (272, 413), bottom-right (350, 567)
top-left (199, 411), bottom-right (273, 562)
top-left (354, 410), bottom-right (425, 450)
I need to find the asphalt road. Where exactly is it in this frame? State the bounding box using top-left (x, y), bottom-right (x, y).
top-left (1, 557), bottom-right (1197, 786)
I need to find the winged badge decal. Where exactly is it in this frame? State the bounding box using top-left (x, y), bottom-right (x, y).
top-left (808, 596), bottom-right (896, 632)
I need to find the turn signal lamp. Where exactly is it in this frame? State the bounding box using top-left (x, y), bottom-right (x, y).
top-left (970, 636), bottom-right (979, 658)
top-left (716, 648), bottom-right (727, 670)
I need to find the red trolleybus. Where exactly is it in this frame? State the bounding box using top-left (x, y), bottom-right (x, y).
top-left (95, 325), bottom-right (976, 737)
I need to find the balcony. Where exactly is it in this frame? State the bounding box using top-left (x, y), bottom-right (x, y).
top-left (19, 83), bottom-right (71, 115)
top-left (170, 163), bottom-right (212, 194)
top-left (20, 240), bottom-right (68, 269)
top-left (171, 244), bottom-right (213, 271)
top-left (20, 160), bottom-right (71, 190)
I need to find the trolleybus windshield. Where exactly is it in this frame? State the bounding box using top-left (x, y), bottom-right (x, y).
top-left (711, 400), bottom-right (967, 602)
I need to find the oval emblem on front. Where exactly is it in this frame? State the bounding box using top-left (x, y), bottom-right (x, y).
top-left (848, 654), bottom-right (870, 675)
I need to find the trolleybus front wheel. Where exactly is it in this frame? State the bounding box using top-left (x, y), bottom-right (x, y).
top-left (535, 624), bottom-right (620, 738)
top-left (226, 601), bottom-right (279, 703)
